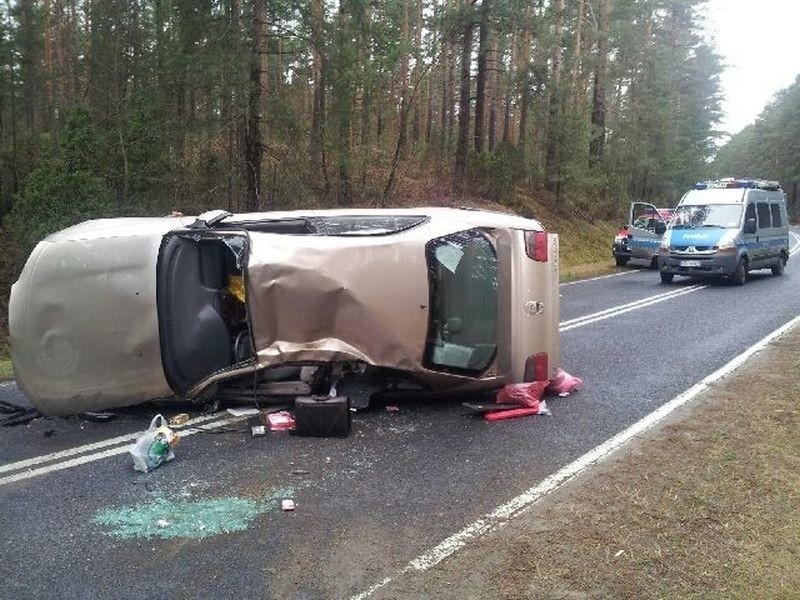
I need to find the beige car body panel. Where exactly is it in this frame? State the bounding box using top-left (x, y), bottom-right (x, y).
top-left (10, 208), bottom-right (560, 415)
top-left (9, 218), bottom-right (194, 414)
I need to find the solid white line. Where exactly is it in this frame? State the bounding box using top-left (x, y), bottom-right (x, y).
top-left (0, 415), bottom-right (246, 487)
top-left (789, 232), bottom-right (800, 255)
top-left (0, 412), bottom-right (226, 475)
top-left (559, 285), bottom-right (703, 327)
top-left (350, 312), bottom-right (800, 599)
top-left (560, 269), bottom-right (639, 287)
top-left (560, 285), bottom-right (706, 332)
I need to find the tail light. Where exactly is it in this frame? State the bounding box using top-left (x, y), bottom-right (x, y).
top-left (524, 230), bottom-right (549, 262)
top-left (524, 352), bottom-right (549, 382)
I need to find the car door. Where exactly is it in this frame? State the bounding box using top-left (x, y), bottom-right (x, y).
top-left (628, 202), bottom-right (666, 260)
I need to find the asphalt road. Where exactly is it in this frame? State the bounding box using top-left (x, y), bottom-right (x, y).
top-left (2, 229), bottom-right (799, 600)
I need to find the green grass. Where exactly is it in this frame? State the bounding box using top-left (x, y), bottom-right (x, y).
top-left (0, 358), bottom-right (12, 381)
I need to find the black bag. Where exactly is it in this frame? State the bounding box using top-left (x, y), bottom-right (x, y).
top-left (293, 396), bottom-right (351, 437)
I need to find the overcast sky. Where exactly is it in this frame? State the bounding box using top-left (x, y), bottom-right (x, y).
top-left (701, 0), bottom-right (800, 139)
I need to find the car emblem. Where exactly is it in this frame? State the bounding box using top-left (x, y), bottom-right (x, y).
top-left (686, 246), bottom-right (696, 253)
top-left (524, 301), bottom-right (545, 315)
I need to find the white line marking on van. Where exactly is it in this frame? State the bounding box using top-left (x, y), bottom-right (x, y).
top-left (0, 412), bottom-right (226, 476)
top-left (560, 270), bottom-right (639, 286)
top-left (559, 285), bottom-right (706, 332)
top-left (0, 415), bottom-right (244, 487)
top-left (351, 312), bottom-right (800, 599)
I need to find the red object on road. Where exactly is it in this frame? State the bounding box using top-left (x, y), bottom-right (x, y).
top-left (495, 380), bottom-right (548, 407)
top-left (546, 368), bottom-right (583, 396)
top-left (483, 407), bottom-right (543, 421)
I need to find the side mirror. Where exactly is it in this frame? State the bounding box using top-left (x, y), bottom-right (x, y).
top-left (744, 218), bottom-right (757, 234)
top-left (655, 222), bottom-right (667, 235)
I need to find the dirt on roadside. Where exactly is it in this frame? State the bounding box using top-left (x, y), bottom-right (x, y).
top-left (374, 325), bottom-right (800, 599)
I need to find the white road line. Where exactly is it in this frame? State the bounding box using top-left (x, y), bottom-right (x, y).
top-left (559, 285), bottom-right (706, 332)
top-left (789, 232), bottom-right (800, 255)
top-left (559, 285), bottom-right (703, 327)
top-left (0, 412), bottom-right (226, 476)
top-left (560, 269), bottom-right (639, 286)
top-left (351, 312), bottom-right (800, 599)
top-left (0, 415), bottom-right (246, 487)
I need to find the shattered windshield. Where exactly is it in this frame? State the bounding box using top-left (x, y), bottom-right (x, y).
top-left (669, 204), bottom-right (742, 229)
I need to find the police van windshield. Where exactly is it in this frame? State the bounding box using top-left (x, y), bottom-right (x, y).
top-left (669, 204), bottom-right (742, 229)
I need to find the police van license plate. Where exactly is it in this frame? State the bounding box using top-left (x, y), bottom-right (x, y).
top-left (680, 260), bottom-right (701, 267)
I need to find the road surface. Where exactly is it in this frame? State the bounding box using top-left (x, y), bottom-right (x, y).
top-left (1, 229), bottom-right (799, 599)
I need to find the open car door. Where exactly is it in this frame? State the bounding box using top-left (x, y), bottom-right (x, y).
top-left (627, 202), bottom-right (667, 262)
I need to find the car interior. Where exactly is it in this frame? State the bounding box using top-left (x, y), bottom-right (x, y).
top-left (156, 232), bottom-right (253, 394)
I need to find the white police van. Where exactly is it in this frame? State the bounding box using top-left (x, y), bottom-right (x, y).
top-left (658, 179), bottom-right (789, 285)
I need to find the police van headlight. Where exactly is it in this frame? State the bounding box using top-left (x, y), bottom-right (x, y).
top-left (716, 231), bottom-right (737, 254)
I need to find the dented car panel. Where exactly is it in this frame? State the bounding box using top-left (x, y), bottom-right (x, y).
top-left (10, 208), bottom-right (560, 415)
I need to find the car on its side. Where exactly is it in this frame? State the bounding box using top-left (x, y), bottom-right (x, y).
top-left (612, 202), bottom-right (672, 267)
top-left (658, 179), bottom-right (789, 284)
top-left (9, 207), bottom-right (560, 415)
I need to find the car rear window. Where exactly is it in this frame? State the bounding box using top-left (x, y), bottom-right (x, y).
top-left (424, 230), bottom-right (498, 374)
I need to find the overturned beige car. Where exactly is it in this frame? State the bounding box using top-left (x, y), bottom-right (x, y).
top-left (9, 207), bottom-right (560, 415)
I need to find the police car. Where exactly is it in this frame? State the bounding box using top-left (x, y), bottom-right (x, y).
top-left (612, 203), bottom-right (673, 267)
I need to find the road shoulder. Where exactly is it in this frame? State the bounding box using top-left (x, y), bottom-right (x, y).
top-left (373, 323), bottom-right (800, 599)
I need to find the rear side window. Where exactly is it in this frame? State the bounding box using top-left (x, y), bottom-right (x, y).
top-left (770, 204), bottom-right (783, 227)
top-left (424, 230), bottom-right (498, 374)
top-left (756, 203), bottom-right (771, 229)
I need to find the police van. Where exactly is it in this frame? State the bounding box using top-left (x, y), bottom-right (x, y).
top-left (658, 179), bottom-right (789, 285)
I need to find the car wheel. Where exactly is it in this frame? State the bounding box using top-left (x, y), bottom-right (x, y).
top-left (660, 272), bottom-right (674, 283)
top-left (615, 256), bottom-right (629, 267)
top-left (771, 256), bottom-right (786, 276)
top-left (732, 258), bottom-right (748, 285)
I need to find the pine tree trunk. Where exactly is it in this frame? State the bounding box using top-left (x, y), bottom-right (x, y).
top-left (473, 0), bottom-right (489, 153)
top-left (412, 0), bottom-right (423, 142)
top-left (452, 3), bottom-right (474, 196)
top-left (589, 0), bottom-right (609, 165)
top-left (545, 0), bottom-right (564, 191)
top-left (517, 10), bottom-right (533, 151)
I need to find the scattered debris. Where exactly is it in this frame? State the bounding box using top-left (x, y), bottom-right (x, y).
top-left (291, 469), bottom-right (310, 475)
top-left (385, 405), bottom-right (400, 413)
top-left (168, 413), bottom-right (190, 427)
top-left (546, 368), bottom-right (583, 396)
top-left (266, 411), bottom-right (296, 431)
top-left (281, 499), bottom-right (296, 511)
top-left (0, 400), bottom-right (40, 427)
top-left (483, 401), bottom-right (551, 422)
top-left (43, 429), bottom-right (56, 437)
top-left (226, 407), bottom-right (261, 417)
top-left (251, 425), bottom-right (266, 437)
top-left (156, 519), bottom-right (170, 529)
top-left (294, 396), bottom-right (351, 437)
top-left (129, 415), bottom-right (181, 472)
top-left (496, 381), bottom-right (548, 407)
top-left (80, 411), bottom-right (117, 423)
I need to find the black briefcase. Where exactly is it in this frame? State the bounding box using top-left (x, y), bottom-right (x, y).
top-left (293, 396), bottom-right (351, 437)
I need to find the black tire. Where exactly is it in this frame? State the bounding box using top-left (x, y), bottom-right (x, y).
top-left (615, 256), bottom-right (629, 267)
top-left (772, 256), bottom-right (786, 276)
top-left (732, 258), bottom-right (748, 285)
top-left (650, 256), bottom-right (659, 270)
top-left (660, 272), bottom-right (674, 284)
